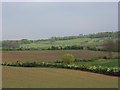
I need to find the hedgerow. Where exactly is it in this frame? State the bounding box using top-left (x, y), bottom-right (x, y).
top-left (2, 61), bottom-right (120, 76)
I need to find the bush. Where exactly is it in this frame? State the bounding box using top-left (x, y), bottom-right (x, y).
top-left (62, 54), bottom-right (75, 65)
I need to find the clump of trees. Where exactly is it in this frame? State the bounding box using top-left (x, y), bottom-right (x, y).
top-left (62, 54), bottom-right (75, 65)
top-left (20, 39), bottom-right (33, 44)
top-left (2, 39), bottom-right (33, 49)
top-left (49, 37), bottom-right (56, 44)
top-left (2, 39), bottom-right (34, 51)
top-left (2, 40), bottom-right (20, 49)
top-left (102, 39), bottom-right (119, 57)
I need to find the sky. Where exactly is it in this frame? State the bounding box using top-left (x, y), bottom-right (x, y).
top-left (1, 0), bottom-right (119, 2)
top-left (0, 3), bottom-right (2, 41)
top-left (2, 2), bottom-right (118, 40)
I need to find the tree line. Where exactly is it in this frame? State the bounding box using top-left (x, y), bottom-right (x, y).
top-left (47, 31), bottom-right (118, 41)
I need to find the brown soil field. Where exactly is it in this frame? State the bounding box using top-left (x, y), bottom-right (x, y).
top-left (2, 50), bottom-right (118, 63)
top-left (2, 66), bottom-right (118, 88)
top-left (0, 67), bottom-right (1, 89)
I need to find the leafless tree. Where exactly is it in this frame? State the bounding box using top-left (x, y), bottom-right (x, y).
top-left (102, 39), bottom-right (116, 58)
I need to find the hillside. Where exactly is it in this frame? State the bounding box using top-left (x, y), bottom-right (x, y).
top-left (1, 31), bottom-right (119, 51)
top-left (20, 38), bottom-right (109, 50)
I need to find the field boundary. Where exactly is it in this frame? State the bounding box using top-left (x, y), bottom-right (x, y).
top-left (2, 61), bottom-right (120, 77)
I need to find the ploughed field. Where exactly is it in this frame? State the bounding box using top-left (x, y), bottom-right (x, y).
top-left (2, 66), bottom-right (118, 88)
top-left (2, 50), bottom-right (118, 63)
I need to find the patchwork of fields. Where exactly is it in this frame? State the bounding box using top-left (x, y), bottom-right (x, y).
top-left (1, 6), bottom-right (119, 88)
top-left (2, 66), bottom-right (118, 88)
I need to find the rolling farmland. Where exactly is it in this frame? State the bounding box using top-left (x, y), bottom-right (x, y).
top-left (2, 2), bottom-right (119, 88)
top-left (2, 32), bottom-right (119, 88)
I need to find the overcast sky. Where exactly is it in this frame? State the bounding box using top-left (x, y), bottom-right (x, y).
top-left (2, 2), bottom-right (118, 40)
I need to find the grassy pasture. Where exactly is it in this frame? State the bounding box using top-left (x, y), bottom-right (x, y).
top-left (2, 50), bottom-right (118, 63)
top-left (2, 66), bottom-right (118, 88)
top-left (20, 38), bottom-right (108, 49)
top-left (75, 59), bottom-right (119, 67)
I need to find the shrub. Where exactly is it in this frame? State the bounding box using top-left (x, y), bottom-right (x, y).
top-left (62, 54), bottom-right (75, 65)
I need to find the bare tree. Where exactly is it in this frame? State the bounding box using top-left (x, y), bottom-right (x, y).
top-left (102, 39), bottom-right (116, 58)
top-left (50, 37), bottom-right (56, 44)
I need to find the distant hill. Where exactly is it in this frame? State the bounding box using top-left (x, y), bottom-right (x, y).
top-left (1, 31), bottom-right (119, 51)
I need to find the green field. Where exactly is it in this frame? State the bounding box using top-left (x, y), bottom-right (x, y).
top-left (2, 66), bottom-right (118, 88)
top-left (75, 59), bottom-right (119, 67)
top-left (20, 38), bottom-right (109, 49)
